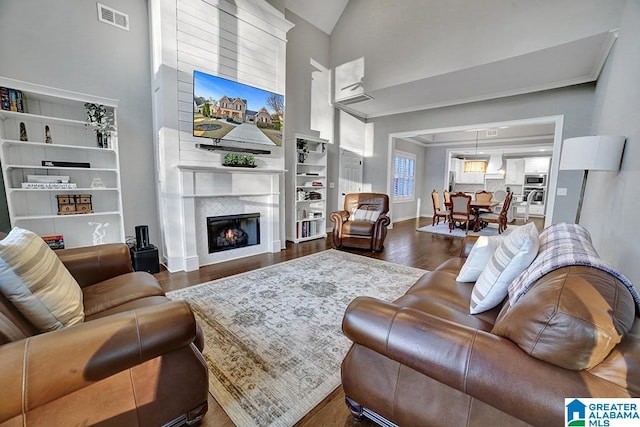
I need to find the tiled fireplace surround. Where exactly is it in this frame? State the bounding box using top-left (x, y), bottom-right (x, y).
top-left (176, 165), bottom-right (284, 271)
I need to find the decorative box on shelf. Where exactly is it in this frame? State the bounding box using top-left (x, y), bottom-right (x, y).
top-left (56, 194), bottom-right (93, 215)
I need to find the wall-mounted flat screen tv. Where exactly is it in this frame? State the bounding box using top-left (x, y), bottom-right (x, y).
top-left (193, 70), bottom-right (284, 147)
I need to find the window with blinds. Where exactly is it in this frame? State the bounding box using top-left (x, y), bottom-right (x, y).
top-left (393, 151), bottom-right (416, 201)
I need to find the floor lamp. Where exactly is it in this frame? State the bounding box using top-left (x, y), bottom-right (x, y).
top-left (559, 135), bottom-right (626, 224)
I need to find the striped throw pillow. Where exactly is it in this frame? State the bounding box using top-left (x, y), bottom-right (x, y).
top-left (456, 236), bottom-right (503, 282)
top-left (352, 208), bottom-right (381, 223)
top-left (470, 222), bottom-right (539, 314)
top-left (0, 227), bottom-right (84, 332)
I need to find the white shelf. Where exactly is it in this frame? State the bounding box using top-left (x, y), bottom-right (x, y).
top-left (14, 211), bottom-right (121, 221)
top-left (5, 164), bottom-right (117, 172)
top-left (296, 217), bottom-right (324, 223)
top-left (1, 139), bottom-right (116, 153)
top-left (0, 110), bottom-right (87, 127)
top-left (296, 198), bottom-right (324, 203)
top-left (0, 76), bottom-right (125, 248)
top-left (9, 187), bottom-right (118, 193)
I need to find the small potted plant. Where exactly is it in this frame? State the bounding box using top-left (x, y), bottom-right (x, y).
top-left (222, 153), bottom-right (256, 168)
top-left (297, 139), bottom-right (309, 163)
top-left (85, 103), bottom-right (114, 148)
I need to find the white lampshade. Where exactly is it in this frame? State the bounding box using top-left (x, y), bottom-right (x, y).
top-left (560, 135), bottom-right (626, 171)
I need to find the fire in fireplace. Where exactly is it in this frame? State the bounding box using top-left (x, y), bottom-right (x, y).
top-left (207, 213), bottom-right (260, 253)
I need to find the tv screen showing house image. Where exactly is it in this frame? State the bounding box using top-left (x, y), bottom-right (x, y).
top-left (193, 70), bottom-right (284, 147)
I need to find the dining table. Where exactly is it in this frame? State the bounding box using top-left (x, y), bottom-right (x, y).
top-left (470, 200), bottom-right (500, 232)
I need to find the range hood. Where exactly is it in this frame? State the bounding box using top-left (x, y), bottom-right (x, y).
top-left (485, 153), bottom-right (505, 179)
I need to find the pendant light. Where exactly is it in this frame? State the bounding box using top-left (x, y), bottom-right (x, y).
top-left (464, 130), bottom-right (487, 173)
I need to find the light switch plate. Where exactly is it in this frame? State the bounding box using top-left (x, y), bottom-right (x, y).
top-left (557, 187), bottom-right (567, 196)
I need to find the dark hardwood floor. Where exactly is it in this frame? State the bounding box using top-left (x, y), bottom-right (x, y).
top-left (155, 216), bottom-right (542, 426)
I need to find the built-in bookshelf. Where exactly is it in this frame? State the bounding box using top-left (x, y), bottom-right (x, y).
top-left (285, 134), bottom-right (329, 243)
top-left (0, 76), bottom-right (124, 248)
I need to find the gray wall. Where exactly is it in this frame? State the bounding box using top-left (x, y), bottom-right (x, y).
top-left (582, 0), bottom-right (640, 283)
top-left (283, 11), bottom-right (335, 227)
top-left (0, 0), bottom-right (158, 245)
top-left (369, 84), bottom-right (595, 222)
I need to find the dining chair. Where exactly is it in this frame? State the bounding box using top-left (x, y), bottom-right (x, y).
top-left (443, 189), bottom-right (451, 205)
top-left (516, 190), bottom-right (536, 222)
top-left (474, 190), bottom-right (493, 213)
top-left (491, 189), bottom-right (507, 213)
top-left (431, 189), bottom-right (449, 225)
top-left (449, 192), bottom-right (475, 234)
top-left (479, 192), bottom-right (513, 233)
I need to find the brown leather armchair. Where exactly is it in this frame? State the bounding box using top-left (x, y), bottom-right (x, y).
top-left (330, 193), bottom-right (390, 251)
top-left (0, 243), bottom-right (208, 427)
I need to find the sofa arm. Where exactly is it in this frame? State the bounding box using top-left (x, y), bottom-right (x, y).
top-left (0, 301), bottom-right (197, 423)
top-left (343, 297), bottom-right (631, 426)
top-left (56, 243), bottom-right (135, 287)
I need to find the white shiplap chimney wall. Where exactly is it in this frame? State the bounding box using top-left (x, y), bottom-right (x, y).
top-left (149, 0), bottom-right (293, 271)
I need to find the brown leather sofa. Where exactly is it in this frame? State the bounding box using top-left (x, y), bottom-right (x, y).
top-left (0, 243), bottom-right (209, 426)
top-left (341, 236), bottom-right (640, 426)
top-left (330, 193), bottom-right (390, 251)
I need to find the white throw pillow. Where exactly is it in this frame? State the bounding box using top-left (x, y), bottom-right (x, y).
top-left (0, 227), bottom-right (84, 332)
top-left (456, 236), bottom-right (503, 282)
top-left (470, 222), bottom-right (539, 314)
top-left (352, 208), bottom-right (381, 223)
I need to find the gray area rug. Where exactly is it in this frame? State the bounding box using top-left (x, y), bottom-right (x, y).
top-left (166, 249), bottom-right (427, 427)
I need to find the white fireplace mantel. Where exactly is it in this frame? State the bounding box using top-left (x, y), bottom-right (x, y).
top-left (178, 166), bottom-right (284, 271)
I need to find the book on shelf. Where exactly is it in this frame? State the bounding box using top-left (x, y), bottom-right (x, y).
top-left (0, 87), bottom-right (26, 112)
top-left (22, 183), bottom-right (77, 189)
top-left (41, 160), bottom-right (90, 168)
top-left (0, 87), bottom-right (9, 110)
top-left (42, 235), bottom-right (65, 250)
top-left (8, 89), bottom-right (18, 112)
top-left (27, 175), bottom-right (70, 183)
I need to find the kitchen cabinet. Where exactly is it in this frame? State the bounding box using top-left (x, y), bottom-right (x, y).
top-left (460, 172), bottom-right (484, 184)
top-left (529, 205), bottom-right (545, 216)
top-left (505, 159), bottom-right (524, 185)
top-left (524, 157), bottom-right (550, 174)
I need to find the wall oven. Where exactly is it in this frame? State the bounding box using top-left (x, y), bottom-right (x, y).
top-left (524, 174), bottom-right (546, 186)
top-left (523, 187), bottom-right (545, 205)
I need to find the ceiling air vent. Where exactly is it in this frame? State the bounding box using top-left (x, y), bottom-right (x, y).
top-left (97, 3), bottom-right (129, 31)
top-left (486, 129), bottom-right (498, 137)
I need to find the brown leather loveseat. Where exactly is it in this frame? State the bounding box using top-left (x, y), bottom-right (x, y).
top-left (0, 242), bottom-right (209, 426)
top-left (341, 229), bottom-right (640, 426)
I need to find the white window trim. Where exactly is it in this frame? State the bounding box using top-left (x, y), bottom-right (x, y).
top-left (393, 150), bottom-right (416, 203)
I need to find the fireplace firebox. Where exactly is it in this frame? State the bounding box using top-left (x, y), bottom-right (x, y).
top-left (207, 213), bottom-right (260, 253)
